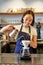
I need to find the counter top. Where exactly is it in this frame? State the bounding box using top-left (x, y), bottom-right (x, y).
top-left (0, 54), bottom-right (43, 65)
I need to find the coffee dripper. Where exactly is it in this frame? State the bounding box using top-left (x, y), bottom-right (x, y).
top-left (20, 40), bottom-right (31, 60)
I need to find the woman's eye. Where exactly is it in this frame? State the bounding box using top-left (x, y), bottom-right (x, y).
top-left (25, 18), bottom-right (28, 21)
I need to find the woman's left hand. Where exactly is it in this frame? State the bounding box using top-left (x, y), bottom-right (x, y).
top-left (29, 36), bottom-right (37, 48)
top-left (30, 41), bottom-right (34, 47)
top-left (30, 41), bottom-right (37, 48)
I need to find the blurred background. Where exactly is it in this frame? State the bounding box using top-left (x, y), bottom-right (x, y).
top-left (0, 0), bottom-right (43, 53)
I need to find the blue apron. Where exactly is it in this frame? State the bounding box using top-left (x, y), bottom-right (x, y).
top-left (14, 24), bottom-right (37, 53)
top-left (14, 24), bottom-right (31, 53)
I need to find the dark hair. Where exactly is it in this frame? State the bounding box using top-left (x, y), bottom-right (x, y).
top-left (21, 10), bottom-right (35, 26)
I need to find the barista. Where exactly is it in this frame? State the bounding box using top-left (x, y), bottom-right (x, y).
top-left (0, 10), bottom-right (37, 53)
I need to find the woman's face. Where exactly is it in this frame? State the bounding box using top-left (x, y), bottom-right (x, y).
top-left (23, 14), bottom-right (33, 27)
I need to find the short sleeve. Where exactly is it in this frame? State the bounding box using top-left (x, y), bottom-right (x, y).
top-left (31, 27), bottom-right (37, 36)
top-left (33, 28), bottom-right (37, 36)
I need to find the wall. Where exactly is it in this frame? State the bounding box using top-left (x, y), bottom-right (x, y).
top-left (0, 0), bottom-right (43, 23)
top-left (0, 0), bottom-right (43, 12)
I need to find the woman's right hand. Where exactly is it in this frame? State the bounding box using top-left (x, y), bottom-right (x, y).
top-left (0, 25), bottom-right (15, 34)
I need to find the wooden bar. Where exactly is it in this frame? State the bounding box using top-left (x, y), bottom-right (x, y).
top-left (0, 54), bottom-right (43, 64)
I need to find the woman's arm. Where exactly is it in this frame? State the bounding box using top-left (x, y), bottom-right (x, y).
top-left (30, 35), bottom-right (37, 48)
top-left (0, 25), bottom-right (15, 34)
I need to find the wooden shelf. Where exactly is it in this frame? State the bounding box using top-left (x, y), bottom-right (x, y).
top-left (35, 12), bottom-right (43, 14)
top-left (0, 12), bottom-right (24, 15)
top-left (0, 12), bottom-right (43, 15)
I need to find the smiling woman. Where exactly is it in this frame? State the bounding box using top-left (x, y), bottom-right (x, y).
top-left (0, 10), bottom-right (37, 53)
top-left (14, 10), bottom-right (37, 53)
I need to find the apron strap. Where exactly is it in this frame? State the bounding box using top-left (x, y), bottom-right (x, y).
top-left (29, 26), bottom-right (31, 33)
top-left (17, 24), bottom-right (31, 40)
top-left (20, 24), bottom-right (23, 32)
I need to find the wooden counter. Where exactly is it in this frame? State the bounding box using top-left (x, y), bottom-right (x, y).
top-left (0, 54), bottom-right (43, 65)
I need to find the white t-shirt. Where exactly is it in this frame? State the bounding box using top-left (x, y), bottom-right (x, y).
top-left (14, 24), bottom-right (37, 40)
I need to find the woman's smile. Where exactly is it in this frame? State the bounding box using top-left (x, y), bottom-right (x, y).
top-left (23, 14), bottom-right (33, 27)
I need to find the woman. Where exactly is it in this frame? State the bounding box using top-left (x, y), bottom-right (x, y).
top-left (14, 10), bottom-right (37, 54)
top-left (0, 10), bottom-right (37, 53)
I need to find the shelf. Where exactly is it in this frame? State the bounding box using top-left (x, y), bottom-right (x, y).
top-left (35, 12), bottom-right (43, 14)
top-left (0, 12), bottom-right (24, 15)
top-left (0, 12), bottom-right (43, 15)
top-left (0, 22), bottom-right (43, 25)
